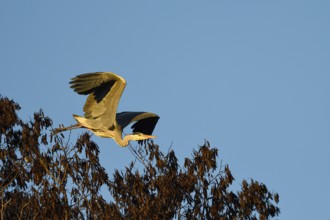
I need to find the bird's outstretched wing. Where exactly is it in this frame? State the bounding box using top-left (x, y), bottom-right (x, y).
top-left (70, 72), bottom-right (126, 127)
top-left (116, 111), bottom-right (159, 135)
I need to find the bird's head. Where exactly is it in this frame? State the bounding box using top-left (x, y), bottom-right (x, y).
top-left (131, 132), bottom-right (156, 141)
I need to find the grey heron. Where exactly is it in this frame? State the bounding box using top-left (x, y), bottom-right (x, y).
top-left (54, 72), bottom-right (159, 147)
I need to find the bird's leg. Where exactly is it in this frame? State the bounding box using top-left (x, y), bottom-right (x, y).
top-left (52, 124), bottom-right (81, 135)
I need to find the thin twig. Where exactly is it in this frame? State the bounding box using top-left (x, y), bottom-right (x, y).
top-left (128, 143), bottom-right (148, 167)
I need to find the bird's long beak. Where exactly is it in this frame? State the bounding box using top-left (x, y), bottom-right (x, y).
top-left (146, 135), bottom-right (157, 139)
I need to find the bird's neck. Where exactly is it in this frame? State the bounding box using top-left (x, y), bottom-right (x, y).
top-left (114, 134), bottom-right (134, 147)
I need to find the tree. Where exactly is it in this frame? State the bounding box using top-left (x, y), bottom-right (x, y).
top-left (0, 95), bottom-right (280, 219)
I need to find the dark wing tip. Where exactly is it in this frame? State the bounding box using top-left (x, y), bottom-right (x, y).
top-left (131, 116), bottom-right (160, 135)
top-left (69, 72), bottom-right (117, 96)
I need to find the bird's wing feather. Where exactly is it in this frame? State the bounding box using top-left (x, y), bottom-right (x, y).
top-left (116, 111), bottom-right (159, 135)
top-left (70, 72), bottom-right (126, 127)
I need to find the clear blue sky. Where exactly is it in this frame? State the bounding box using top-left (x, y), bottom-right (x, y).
top-left (1, 1), bottom-right (329, 219)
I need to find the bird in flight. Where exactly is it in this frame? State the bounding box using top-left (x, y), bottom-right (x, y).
top-left (54, 72), bottom-right (159, 147)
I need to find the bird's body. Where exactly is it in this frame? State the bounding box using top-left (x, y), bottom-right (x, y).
top-left (55, 72), bottom-right (159, 147)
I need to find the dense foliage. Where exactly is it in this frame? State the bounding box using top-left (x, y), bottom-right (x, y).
top-left (0, 96), bottom-right (279, 219)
